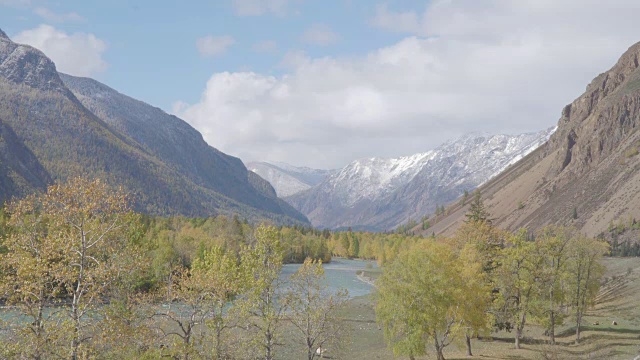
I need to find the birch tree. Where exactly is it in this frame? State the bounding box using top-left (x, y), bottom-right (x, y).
top-left (285, 258), bottom-right (348, 360)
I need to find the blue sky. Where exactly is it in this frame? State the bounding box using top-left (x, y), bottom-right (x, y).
top-left (1, 0), bottom-right (424, 109)
top-left (2, 1), bottom-right (640, 168)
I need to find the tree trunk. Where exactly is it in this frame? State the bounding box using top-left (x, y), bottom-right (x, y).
top-left (434, 335), bottom-right (446, 360)
top-left (71, 291), bottom-right (80, 360)
top-left (549, 310), bottom-right (555, 345)
top-left (575, 316), bottom-right (581, 344)
top-left (265, 328), bottom-right (273, 360)
top-left (466, 333), bottom-right (473, 356)
top-left (515, 312), bottom-right (526, 349)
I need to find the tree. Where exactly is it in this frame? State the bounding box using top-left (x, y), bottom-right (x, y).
top-left (154, 245), bottom-right (244, 360)
top-left (448, 222), bottom-right (500, 356)
top-left (0, 178), bottom-right (139, 359)
top-left (349, 237), bottom-right (360, 258)
top-left (285, 258), bottom-right (348, 360)
top-left (535, 226), bottom-right (573, 345)
top-left (567, 235), bottom-right (608, 343)
top-left (239, 225), bottom-right (286, 360)
top-left (44, 178), bottom-right (133, 359)
top-left (465, 191), bottom-right (492, 225)
top-left (0, 193), bottom-right (67, 359)
top-left (376, 242), bottom-right (469, 360)
top-left (495, 229), bottom-right (543, 349)
top-left (193, 246), bottom-right (244, 359)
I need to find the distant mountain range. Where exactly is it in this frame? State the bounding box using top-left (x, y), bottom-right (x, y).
top-left (254, 129), bottom-right (554, 231)
top-left (427, 40), bottom-right (640, 238)
top-left (246, 161), bottom-right (334, 197)
top-left (0, 29), bottom-right (308, 225)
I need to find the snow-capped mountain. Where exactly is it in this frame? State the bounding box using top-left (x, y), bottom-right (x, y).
top-left (246, 161), bottom-right (334, 197)
top-left (286, 128), bottom-right (555, 231)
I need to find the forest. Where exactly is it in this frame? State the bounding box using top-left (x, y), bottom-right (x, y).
top-left (0, 178), bottom-right (614, 359)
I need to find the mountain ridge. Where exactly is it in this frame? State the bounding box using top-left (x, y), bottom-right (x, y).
top-left (285, 128), bottom-right (554, 231)
top-left (425, 41), bottom-right (640, 238)
top-left (0, 30), bottom-right (309, 225)
top-left (246, 161), bottom-right (333, 197)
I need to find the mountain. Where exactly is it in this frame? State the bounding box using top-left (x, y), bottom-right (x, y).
top-left (0, 29), bottom-right (308, 225)
top-left (427, 41), bottom-right (640, 238)
top-left (246, 161), bottom-right (333, 197)
top-left (286, 129), bottom-right (554, 231)
top-left (0, 117), bottom-right (51, 204)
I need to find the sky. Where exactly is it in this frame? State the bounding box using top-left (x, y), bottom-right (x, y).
top-left (2, 0), bottom-right (640, 169)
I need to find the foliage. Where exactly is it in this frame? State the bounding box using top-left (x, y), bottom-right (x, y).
top-left (285, 258), bottom-right (348, 360)
top-left (376, 241), bottom-right (487, 360)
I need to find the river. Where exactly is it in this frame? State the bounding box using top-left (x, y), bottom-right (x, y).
top-left (280, 258), bottom-right (377, 298)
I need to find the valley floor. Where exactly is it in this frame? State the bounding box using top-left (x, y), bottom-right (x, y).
top-left (280, 257), bottom-right (640, 360)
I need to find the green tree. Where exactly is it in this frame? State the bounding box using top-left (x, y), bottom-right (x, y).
top-left (567, 235), bottom-right (608, 343)
top-left (376, 242), bottom-right (469, 360)
top-left (239, 225), bottom-right (285, 360)
top-left (349, 237), bottom-right (360, 258)
top-left (285, 258), bottom-right (348, 360)
top-left (495, 229), bottom-right (543, 349)
top-left (465, 191), bottom-right (492, 225)
top-left (535, 226), bottom-right (573, 345)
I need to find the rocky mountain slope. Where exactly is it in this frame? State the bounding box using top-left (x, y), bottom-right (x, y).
top-left (0, 117), bottom-right (52, 204)
top-left (286, 129), bottom-right (554, 231)
top-left (246, 161), bottom-right (333, 197)
top-left (0, 29), bottom-right (308, 225)
top-left (426, 41), bottom-right (640, 238)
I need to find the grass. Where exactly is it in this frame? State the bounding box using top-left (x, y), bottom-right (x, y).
top-left (278, 257), bottom-right (640, 360)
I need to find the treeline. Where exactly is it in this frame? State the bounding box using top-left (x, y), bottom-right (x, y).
top-left (0, 178), bottom-right (346, 359)
top-left (375, 199), bottom-right (609, 360)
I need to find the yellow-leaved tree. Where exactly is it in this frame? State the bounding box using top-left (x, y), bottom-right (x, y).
top-left (376, 240), bottom-right (486, 360)
top-left (284, 258), bottom-right (348, 360)
top-left (1, 177), bottom-right (140, 359)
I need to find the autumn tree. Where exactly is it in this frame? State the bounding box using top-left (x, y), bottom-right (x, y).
top-left (567, 234), bottom-right (608, 343)
top-left (0, 193), bottom-right (66, 359)
top-left (193, 246), bottom-right (244, 359)
top-left (239, 225), bottom-right (286, 360)
top-left (0, 178), bottom-right (139, 359)
top-left (285, 258), bottom-right (348, 360)
top-left (447, 226), bottom-right (496, 356)
top-left (535, 226), bottom-right (573, 345)
top-left (376, 241), bottom-right (473, 360)
top-left (494, 229), bottom-right (543, 349)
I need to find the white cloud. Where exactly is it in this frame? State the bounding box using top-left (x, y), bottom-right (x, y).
top-left (231, 0), bottom-right (299, 16)
top-left (196, 35), bottom-right (235, 58)
top-left (300, 24), bottom-right (339, 46)
top-left (252, 40), bottom-right (278, 53)
top-left (33, 7), bottom-right (86, 23)
top-left (176, 0), bottom-right (640, 169)
top-left (14, 25), bottom-right (108, 77)
top-left (370, 3), bottom-right (424, 34)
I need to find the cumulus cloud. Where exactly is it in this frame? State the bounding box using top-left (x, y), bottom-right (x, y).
top-left (14, 25), bottom-right (108, 77)
top-left (300, 24), bottom-right (339, 46)
top-left (33, 7), bottom-right (86, 23)
top-left (370, 3), bottom-right (424, 34)
top-left (231, 0), bottom-right (299, 16)
top-left (196, 35), bottom-right (235, 57)
top-left (175, 0), bottom-right (640, 169)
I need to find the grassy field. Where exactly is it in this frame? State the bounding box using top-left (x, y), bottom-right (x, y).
top-left (280, 257), bottom-right (640, 360)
